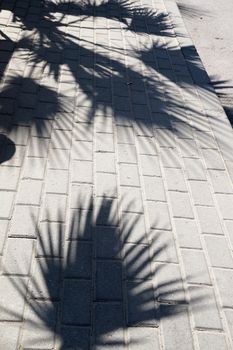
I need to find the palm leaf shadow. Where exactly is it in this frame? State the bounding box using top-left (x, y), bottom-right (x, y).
top-left (0, 197), bottom-right (204, 349)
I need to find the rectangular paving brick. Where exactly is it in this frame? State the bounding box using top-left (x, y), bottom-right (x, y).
top-left (16, 179), bottom-right (43, 205)
top-left (72, 160), bottom-right (93, 184)
top-left (174, 218), bottom-right (202, 249)
top-left (189, 286), bottom-right (223, 330)
top-left (160, 305), bottom-right (194, 350)
top-left (204, 235), bottom-right (233, 268)
top-left (94, 303), bottom-right (125, 349)
top-left (119, 164), bottom-right (140, 187)
top-left (0, 191), bottom-right (15, 219)
top-left (63, 280), bottom-right (91, 325)
top-left (181, 249), bottom-right (211, 285)
top-left (0, 166), bottom-right (20, 191)
top-left (96, 173), bottom-right (117, 198)
top-left (46, 169), bottom-right (68, 194)
top-left (126, 280), bottom-right (157, 327)
top-left (169, 191), bottom-right (194, 219)
top-left (9, 205), bottom-right (39, 237)
top-left (147, 201), bottom-right (172, 230)
top-left (2, 238), bottom-right (34, 275)
top-left (143, 176), bottom-right (166, 202)
top-left (95, 261), bottom-right (122, 301)
top-left (0, 276), bottom-right (28, 321)
top-left (196, 206), bottom-right (223, 234)
top-left (65, 241), bottom-right (92, 279)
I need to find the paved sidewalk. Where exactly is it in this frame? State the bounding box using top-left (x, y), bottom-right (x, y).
top-left (1, 0), bottom-right (233, 349)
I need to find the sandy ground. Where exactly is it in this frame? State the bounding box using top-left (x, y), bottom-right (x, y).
top-left (176, 0), bottom-right (233, 122)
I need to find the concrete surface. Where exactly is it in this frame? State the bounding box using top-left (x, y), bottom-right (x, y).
top-left (176, 0), bottom-right (233, 122)
top-left (0, 0), bottom-right (233, 349)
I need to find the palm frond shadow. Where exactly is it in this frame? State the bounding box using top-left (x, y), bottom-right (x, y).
top-left (0, 197), bottom-right (204, 349)
top-left (0, 0), bottom-right (219, 164)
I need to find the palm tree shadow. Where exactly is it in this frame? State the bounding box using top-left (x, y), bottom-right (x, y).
top-left (0, 197), bottom-right (204, 349)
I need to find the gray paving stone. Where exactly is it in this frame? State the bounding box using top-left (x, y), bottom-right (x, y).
top-left (126, 280), bottom-right (157, 326)
top-left (137, 135), bottom-right (157, 155)
top-left (216, 194), bottom-right (233, 220)
top-left (60, 327), bottom-right (90, 350)
top-left (96, 133), bottom-right (114, 152)
top-left (202, 149), bottom-right (225, 170)
top-left (118, 143), bottom-right (137, 164)
top-left (65, 241), bottom-right (92, 279)
top-left (128, 328), bottom-right (160, 350)
top-left (197, 332), bottom-right (228, 350)
top-left (9, 205), bottom-right (39, 237)
top-left (94, 303), bottom-right (125, 350)
top-left (28, 137), bottom-right (50, 157)
top-left (181, 249), bottom-right (211, 285)
top-left (0, 191), bottom-right (15, 219)
top-left (164, 167), bottom-right (187, 192)
top-left (183, 157), bottom-right (206, 180)
top-left (0, 323), bottom-right (20, 350)
top-left (72, 140), bottom-right (93, 161)
top-left (224, 309), bottom-right (233, 345)
top-left (120, 186), bottom-right (143, 213)
top-left (95, 152), bottom-right (115, 173)
top-left (204, 235), bottom-right (233, 268)
top-left (95, 261), bottom-right (122, 301)
top-left (189, 286), bottom-right (223, 330)
top-left (72, 160), bottom-right (93, 184)
top-left (22, 157), bottom-right (46, 179)
top-left (96, 172), bottom-right (117, 198)
top-left (94, 198), bottom-right (119, 226)
top-left (224, 220), bottom-right (233, 249)
top-left (160, 147), bottom-right (181, 168)
top-left (8, 126), bottom-right (30, 145)
top-left (140, 155), bottom-right (161, 176)
top-left (22, 300), bottom-right (57, 349)
top-left (94, 226), bottom-right (121, 259)
top-left (116, 125), bottom-right (134, 144)
top-left (150, 229), bottom-right (178, 264)
top-left (37, 222), bottom-right (65, 258)
top-left (189, 180), bottom-right (214, 206)
top-left (67, 209), bottom-right (92, 240)
top-left (124, 243), bottom-right (152, 280)
top-left (74, 122), bottom-right (93, 141)
top-left (119, 164), bottom-right (140, 187)
top-left (160, 305), bottom-right (194, 350)
top-left (42, 194), bottom-right (67, 222)
top-left (196, 206), bottom-right (223, 234)
top-left (0, 276), bottom-right (27, 321)
top-left (30, 258), bottom-right (61, 300)
top-left (147, 201), bottom-right (172, 230)
top-left (2, 238), bottom-right (34, 275)
top-left (144, 176), bottom-right (166, 201)
top-left (51, 129), bottom-right (72, 150)
top-left (16, 179), bottom-right (43, 205)
top-left (208, 170), bottom-right (233, 194)
top-left (169, 191), bottom-right (194, 218)
top-left (0, 166), bottom-right (20, 191)
top-left (63, 280), bottom-right (91, 325)
top-left (121, 213), bottom-right (147, 244)
top-left (174, 218), bottom-right (202, 249)
top-left (213, 268), bottom-right (233, 307)
top-left (47, 149), bottom-right (70, 170)
top-left (71, 184), bottom-right (93, 210)
top-left (46, 169), bottom-right (68, 194)
top-left (154, 262), bottom-right (185, 303)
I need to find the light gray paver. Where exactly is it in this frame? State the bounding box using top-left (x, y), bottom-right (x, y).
top-left (1, 0), bottom-right (233, 348)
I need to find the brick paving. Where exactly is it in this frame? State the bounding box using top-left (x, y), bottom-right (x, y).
top-left (1, 0), bottom-right (233, 349)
